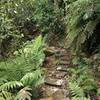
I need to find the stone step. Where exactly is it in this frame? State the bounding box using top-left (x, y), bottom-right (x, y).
top-left (39, 95), bottom-right (70, 100)
top-left (44, 46), bottom-right (67, 54)
top-left (60, 56), bottom-right (71, 60)
top-left (55, 53), bottom-right (69, 57)
top-left (58, 61), bottom-right (70, 65)
top-left (41, 86), bottom-right (70, 100)
top-left (46, 71), bottom-right (66, 79)
top-left (52, 71), bottom-right (67, 79)
top-left (41, 86), bottom-right (60, 97)
top-left (56, 66), bottom-right (67, 72)
top-left (45, 78), bottom-right (65, 87)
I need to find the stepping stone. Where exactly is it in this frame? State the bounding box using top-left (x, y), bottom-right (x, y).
top-left (42, 86), bottom-right (59, 97)
top-left (39, 97), bottom-right (53, 100)
top-left (56, 66), bottom-right (67, 71)
top-left (52, 90), bottom-right (69, 100)
top-left (51, 71), bottom-right (67, 78)
top-left (55, 53), bottom-right (68, 57)
top-left (55, 72), bottom-right (66, 78)
top-left (58, 61), bottom-right (70, 65)
top-left (45, 78), bottom-right (65, 87)
top-left (44, 46), bottom-right (61, 56)
top-left (41, 87), bottom-right (70, 100)
top-left (40, 97), bottom-right (71, 100)
top-left (60, 56), bottom-right (71, 61)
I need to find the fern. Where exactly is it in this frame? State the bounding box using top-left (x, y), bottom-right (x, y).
top-left (0, 91), bottom-right (14, 100)
top-left (69, 81), bottom-right (84, 97)
top-left (66, 0), bottom-right (100, 54)
top-left (69, 80), bottom-right (90, 100)
top-left (20, 69), bottom-right (44, 86)
top-left (0, 81), bottom-right (23, 91)
top-left (68, 62), bottom-right (97, 100)
top-left (15, 87), bottom-right (32, 100)
top-left (97, 88), bottom-right (100, 95)
top-left (0, 35), bottom-right (45, 80)
top-left (0, 36), bottom-right (45, 99)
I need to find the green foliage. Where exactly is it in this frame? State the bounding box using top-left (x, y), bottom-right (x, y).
top-left (29, 0), bottom-right (67, 46)
top-left (67, 63), bottom-right (98, 99)
top-left (0, 36), bottom-right (45, 99)
top-left (0, 0), bottom-right (66, 56)
top-left (0, 0), bottom-right (37, 57)
top-left (66, 1), bottom-right (100, 99)
top-left (0, 81), bottom-right (23, 91)
top-left (0, 0), bottom-right (22, 57)
top-left (15, 87), bottom-right (32, 100)
top-left (66, 2), bottom-right (100, 98)
top-left (32, 0), bottom-right (66, 35)
top-left (0, 91), bottom-right (14, 100)
top-left (97, 88), bottom-right (100, 95)
top-left (66, 0), bottom-right (100, 54)
top-left (20, 69), bottom-right (44, 86)
top-left (69, 81), bottom-right (90, 100)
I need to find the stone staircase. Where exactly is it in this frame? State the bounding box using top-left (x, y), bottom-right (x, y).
top-left (39, 47), bottom-right (72, 100)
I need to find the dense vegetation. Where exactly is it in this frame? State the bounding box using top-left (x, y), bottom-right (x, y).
top-left (0, 35), bottom-right (45, 99)
top-left (0, 0), bottom-right (66, 58)
top-left (0, 0), bottom-right (100, 100)
top-left (66, 0), bottom-right (100, 99)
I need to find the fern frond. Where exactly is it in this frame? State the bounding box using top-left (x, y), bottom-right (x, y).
top-left (0, 81), bottom-right (23, 91)
top-left (69, 81), bottom-right (84, 97)
top-left (15, 87), bottom-right (32, 100)
top-left (0, 91), bottom-right (14, 100)
top-left (0, 36), bottom-right (45, 99)
top-left (69, 80), bottom-right (91, 100)
top-left (20, 69), bottom-right (44, 86)
top-left (66, 0), bottom-right (100, 54)
top-left (97, 88), bottom-right (100, 95)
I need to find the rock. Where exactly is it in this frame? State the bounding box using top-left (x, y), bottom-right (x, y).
top-left (45, 78), bottom-right (64, 87)
top-left (42, 86), bottom-right (59, 96)
top-left (39, 97), bottom-right (53, 100)
top-left (50, 71), bottom-right (66, 79)
top-left (52, 90), bottom-right (69, 100)
top-left (60, 55), bottom-right (71, 61)
top-left (55, 53), bottom-right (69, 57)
top-left (56, 66), bottom-right (67, 71)
top-left (40, 87), bottom-right (70, 100)
top-left (44, 46), bottom-right (60, 56)
top-left (55, 72), bottom-right (66, 78)
top-left (39, 97), bottom-right (70, 100)
top-left (58, 61), bottom-right (70, 65)
top-left (41, 47), bottom-right (72, 100)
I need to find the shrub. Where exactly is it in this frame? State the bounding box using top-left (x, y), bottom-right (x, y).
top-left (32, 0), bottom-right (66, 44)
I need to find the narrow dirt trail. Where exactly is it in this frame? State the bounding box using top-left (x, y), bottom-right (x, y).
top-left (39, 46), bottom-right (73, 100)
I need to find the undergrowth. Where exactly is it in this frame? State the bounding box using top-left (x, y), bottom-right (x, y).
top-left (67, 61), bottom-right (99, 100)
top-left (0, 35), bottom-right (45, 100)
